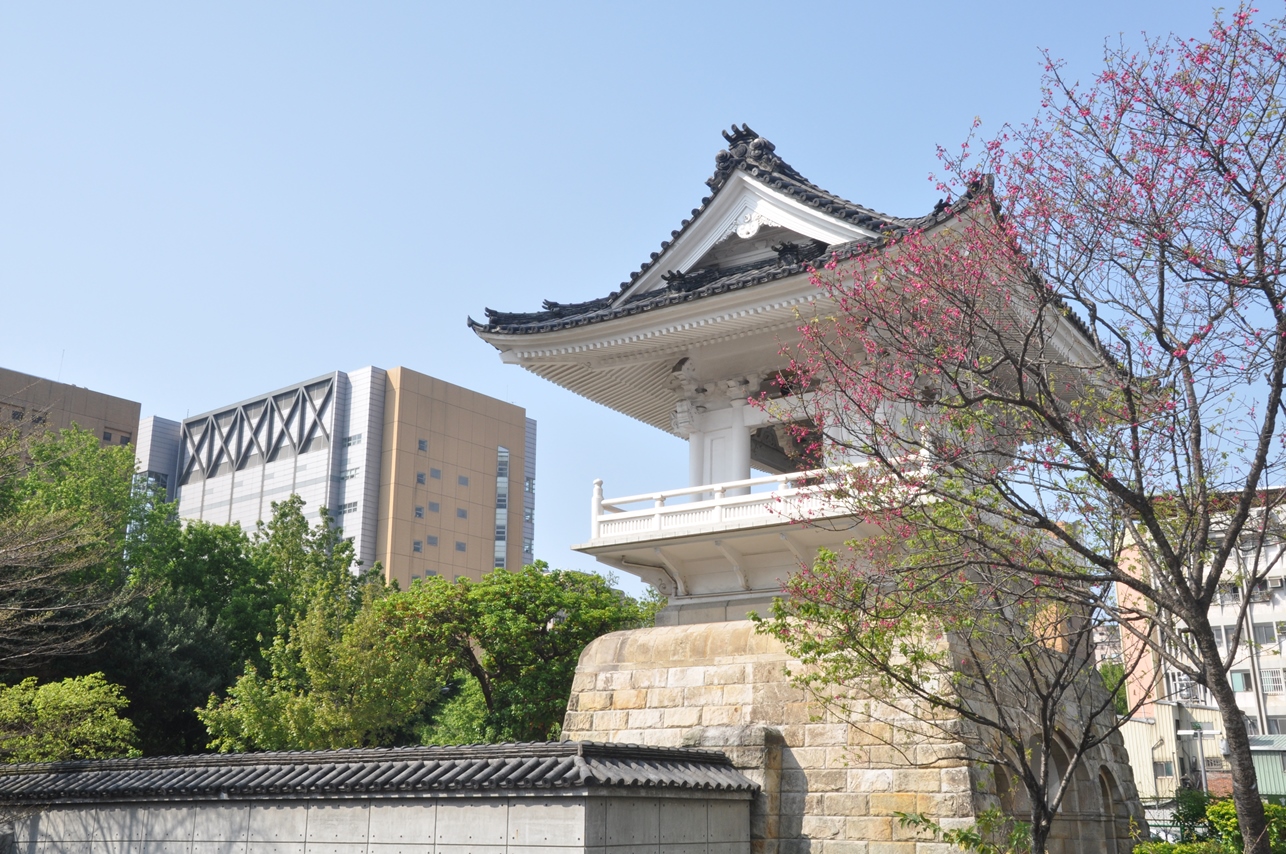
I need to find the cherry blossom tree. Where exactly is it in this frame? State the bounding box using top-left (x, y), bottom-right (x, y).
top-left (764, 8), bottom-right (1286, 853)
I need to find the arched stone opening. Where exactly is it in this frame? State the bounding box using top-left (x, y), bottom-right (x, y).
top-left (1098, 769), bottom-right (1133, 854)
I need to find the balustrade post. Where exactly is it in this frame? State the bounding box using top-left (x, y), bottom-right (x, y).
top-left (652, 495), bottom-right (664, 530)
top-left (714, 485), bottom-right (726, 523)
top-left (591, 479), bottom-right (604, 539)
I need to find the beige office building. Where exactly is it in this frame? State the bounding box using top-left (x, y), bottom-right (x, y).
top-left (0, 366), bottom-right (140, 448)
top-left (136, 366), bottom-right (535, 588)
top-left (376, 368), bottom-right (532, 585)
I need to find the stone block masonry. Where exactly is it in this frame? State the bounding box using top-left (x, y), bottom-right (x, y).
top-left (563, 622), bottom-right (1143, 854)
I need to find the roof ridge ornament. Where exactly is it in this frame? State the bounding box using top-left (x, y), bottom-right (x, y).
top-left (708, 124), bottom-right (783, 191)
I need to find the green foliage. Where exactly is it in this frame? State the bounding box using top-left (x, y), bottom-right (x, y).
top-left (1173, 787), bottom-right (1214, 842)
top-left (249, 495), bottom-right (368, 625)
top-left (1097, 661), bottom-right (1128, 716)
top-left (383, 562), bottom-right (652, 742)
top-left (56, 590), bottom-right (238, 755)
top-left (132, 517), bottom-right (276, 670)
top-left (1141, 797), bottom-right (1286, 854)
top-left (16, 427), bottom-right (136, 525)
top-left (1132, 842), bottom-right (1224, 854)
top-left (896, 809), bottom-right (1030, 854)
top-left (1205, 799), bottom-right (1286, 853)
top-left (0, 673), bottom-right (138, 762)
top-left (2, 425), bottom-right (654, 754)
top-left (0, 426), bottom-right (141, 671)
top-left (417, 674), bottom-right (490, 746)
top-left (197, 506), bottom-right (437, 753)
top-left (198, 584), bottom-right (438, 751)
top-left (11, 426), bottom-right (139, 582)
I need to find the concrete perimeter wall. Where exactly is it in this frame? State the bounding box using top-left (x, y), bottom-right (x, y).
top-left (13, 794), bottom-right (750, 854)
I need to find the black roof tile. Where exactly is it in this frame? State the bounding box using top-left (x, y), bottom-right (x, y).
top-left (470, 124), bottom-right (973, 337)
top-left (0, 742), bottom-right (756, 805)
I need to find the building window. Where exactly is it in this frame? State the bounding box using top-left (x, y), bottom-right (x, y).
top-left (103, 431), bottom-right (112, 442)
top-left (455, 541), bottom-right (466, 552)
top-left (418, 439), bottom-right (428, 452)
top-left (338, 502), bottom-right (357, 515)
top-left (497, 494), bottom-right (507, 508)
top-left (523, 507), bottom-right (534, 522)
top-left (119, 434), bottom-right (131, 445)
top-left (1232, 670), bottom-right (1253, 692)
top-left (425, 569), bottom-right (437, 576)
top-left (523, 538), bottom-right (534, 555)
top-left (1264, 669), bottom-right (1285, 694)
top-left (415, 506), bottom-right (424, 519)
top-left (525, 476), bottom-right (535, 493)
top-left (457, 508), bottom-right (468, 519)
top-left (458, 475), bottom-right (470, 486)
top-left (496, 524), bottom-right (507, 541)
top-left (343, 434), bottom-right (363, 447)
top-left (1270, 717), bottom-right (1286, 735)
top-left (1152, 760), bottom-right (1174, 778)
top-left (1248, 716), bottom-right (1262, 735)
top-left (495, 556), bottom-right (506, 569)
top-left (413, 540), bottom-right (423, 553)
top-left (416, 472), bottom-right (426, 485)
top-left (429, 502), bottom-right (440, 513)
top-left (498, 456), bottom-right (509, 478)
top-left (426, 535), bottom-right (438, 546)
top-left (1255, 623), bottom-right (1279, 645)
top-left (340, 468), bottom-right (359, 481)
top-left (430, 468), bottom-right (442, 479)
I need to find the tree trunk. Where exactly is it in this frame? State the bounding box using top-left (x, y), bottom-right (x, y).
top-left (1206, 660), bottom-right (1271, 854)
top-left (1030, 816), bottom-right (1049, 854)
top-left (1027, 800), bottom-right (1051, 854)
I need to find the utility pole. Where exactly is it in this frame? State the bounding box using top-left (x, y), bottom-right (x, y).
top-left (1178, 724), bottom-right (1220, 792)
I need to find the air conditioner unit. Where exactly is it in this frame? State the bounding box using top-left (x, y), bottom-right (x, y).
top-left (1180, 683), bottom-right (1200, 701)
top-left (1270, 577), bottom-right (1285, 589)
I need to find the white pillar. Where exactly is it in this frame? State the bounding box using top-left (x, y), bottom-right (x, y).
top-left (591, 479), bottom-right (603, 539)
top-left (688, 432), bottom-right (706, 488)
top-left (727, 401), bottom-right (751, 496)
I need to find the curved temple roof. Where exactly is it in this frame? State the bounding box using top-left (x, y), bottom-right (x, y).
top-left (470, 124), bottom-right (973, 337)
top-left (0, 742), bottom-right (757, 805)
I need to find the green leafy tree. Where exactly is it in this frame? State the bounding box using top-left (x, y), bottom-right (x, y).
top-left (382, 563), bottom-right (651, 742)
top-left (25, 467), bottom-right (265, 754)
top-left (1098, 661), bottom-right (1128, 717)
top-left (197, 498), bottom-right (431, 752)
top-left (249, 495), bottom-right (367, 624)
top-left (0, 673), bottom-right (138, 762)
top-left (0, 426), bottom-right (136, 670)
top-left (198, 583), bottom-right (437, 751)
top-left (1174, 787), bottom-right (1215, 843)
top-left (131, 517), bottom-right (276, 670)
top-left (61, 590), bottom-right (238, 755)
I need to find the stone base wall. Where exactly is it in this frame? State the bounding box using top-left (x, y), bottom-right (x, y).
top-left (563, 622), bottom-right (1144, 854)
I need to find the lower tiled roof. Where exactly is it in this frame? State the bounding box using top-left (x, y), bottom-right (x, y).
top-left (0, 742), bottom-right (756, 805)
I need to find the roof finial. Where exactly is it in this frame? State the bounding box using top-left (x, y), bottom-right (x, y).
top-left (708, 124), bottom-right (780, 190)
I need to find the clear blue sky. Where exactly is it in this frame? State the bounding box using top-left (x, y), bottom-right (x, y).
top-left (1, 1), bottom-right (1218, 596)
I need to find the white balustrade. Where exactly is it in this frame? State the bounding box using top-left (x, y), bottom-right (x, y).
top-left (588, 467), bottom-right (843, 543)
